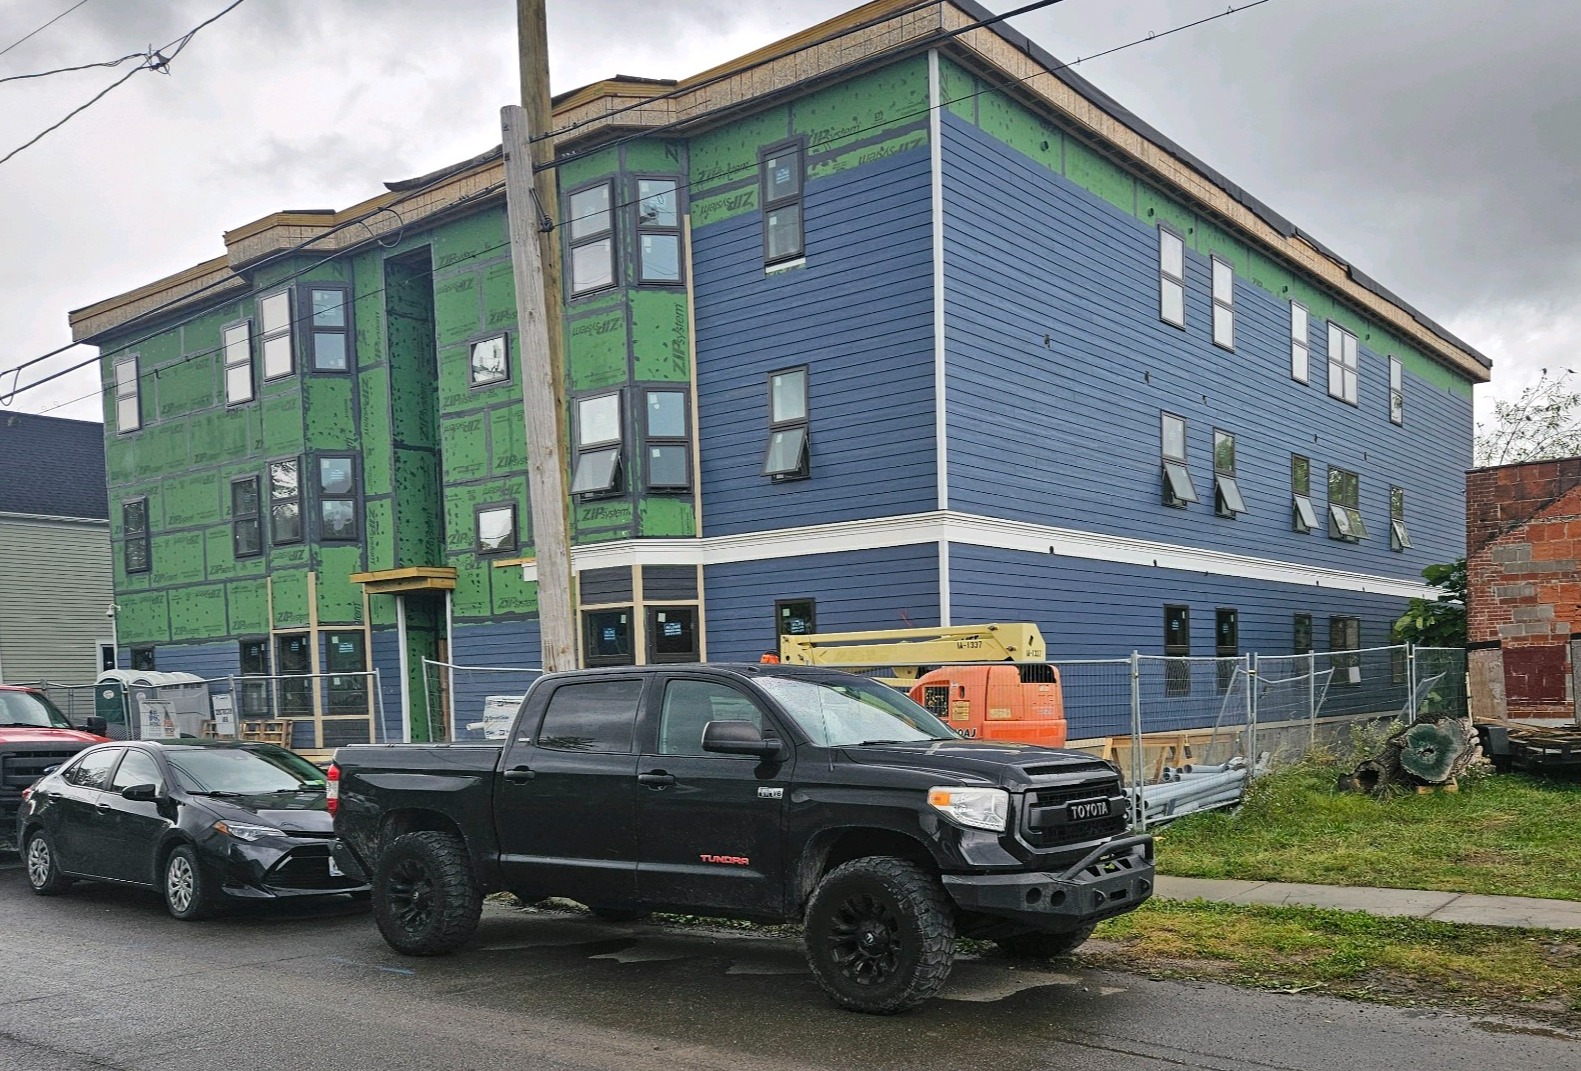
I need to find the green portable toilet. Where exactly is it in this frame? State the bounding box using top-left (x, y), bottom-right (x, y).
top-left (94, 673), bottom-right (132, 739)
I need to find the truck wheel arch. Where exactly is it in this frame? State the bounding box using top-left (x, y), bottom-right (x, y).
top-left (796, 827), bottom-right (938, 912)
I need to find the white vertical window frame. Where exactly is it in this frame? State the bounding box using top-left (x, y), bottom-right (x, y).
top-left (1211, 256), bottom-right (1234, 350)
top-left (1290, 302), bottom-right (1309, 383)
top-left (1327, 322), bottom-right (1358, 406)
top-left (1389, 357), bottom-right (1404, 425)
top-left (1158, 226), bottom-right (1186, 328)
top-left (259, 290), bottom-right (294, 380)
top-left (114, 355), bottom-right (141, 432)
top-left (223, 321), bottom-right (254, 404)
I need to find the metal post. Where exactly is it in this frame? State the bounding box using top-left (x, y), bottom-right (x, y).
top-left (1129, 651), bottom-right (1144, 832)
top-left (373, 668), bottom-right (386, 744)
top-left (1407, 643), bottom-right (1418, 721)
top-left (1307, 651), bottom-right (1317, 751)
top-left (226, 676), bottom-right (237, 737)
top-left (421, 659), bottom-right (435, 744)
top-left (1246, 654), bottom-right (1258, 774)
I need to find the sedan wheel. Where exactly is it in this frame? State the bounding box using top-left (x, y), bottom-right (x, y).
top-left (24, 832), bottom-right (73, 896)
top-left (163, 845), bottom-right (214, 920)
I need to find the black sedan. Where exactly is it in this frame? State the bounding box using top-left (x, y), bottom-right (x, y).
top-left (15, 740), bottom-right (368, 919)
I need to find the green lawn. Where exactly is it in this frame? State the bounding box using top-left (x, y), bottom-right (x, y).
top-left (1152, 764), bottom-right (1581, 901)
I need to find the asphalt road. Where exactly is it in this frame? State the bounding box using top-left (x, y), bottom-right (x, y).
top-left (0, 856), bottom-right (1576, 1071)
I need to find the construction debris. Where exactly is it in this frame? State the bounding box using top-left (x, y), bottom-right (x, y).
top-left (1475, 721), bottom-right (1581, 778)
top-left (1338, 713), bottom-right (1480, 795)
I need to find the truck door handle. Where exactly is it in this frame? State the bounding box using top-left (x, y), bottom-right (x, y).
top-left (638, 772), bottom-right (677, 789)
top-left (503, 765), bottom-right (535, 783)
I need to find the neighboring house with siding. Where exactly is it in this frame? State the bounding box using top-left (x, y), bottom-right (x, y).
top-left (67, 0), bottom-right (1489, 743)
top-left (0, 413), bottom-right (113, 685)
top-left (1466, 457), bottom-right (1581, 722)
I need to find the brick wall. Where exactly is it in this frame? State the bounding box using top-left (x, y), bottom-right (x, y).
top-left (1465, 457), bottom-right (1581, 720)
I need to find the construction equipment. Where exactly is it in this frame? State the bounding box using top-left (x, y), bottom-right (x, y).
top-left (778, 623), bottom-right (1067, 747)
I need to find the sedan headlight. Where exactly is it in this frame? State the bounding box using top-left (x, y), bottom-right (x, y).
top-left (927, 787), bottom-right (1009, 832)
top-left (213, 820), bottom-right (284, 842)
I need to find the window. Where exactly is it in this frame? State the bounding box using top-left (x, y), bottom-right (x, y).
top-left (1211, 257), bottom-right (1234, 350)
top-left (777, 599), bottom-right (816, 638)
top-left (1290, 455), bottom-right (1318, 532)
top-left (318, 456), bottom-right (359, 540)
top-left (1326, 322), bottom-right (1358, 405)
top-left (1164, 604), bottom-right (1190, 697)
top-left (308, 286), bottom-right (351, 372)
top-left (64, 748), bottom-right (122, 790)
top-left (476, 503), bottom-right (517, 555)
top-left (275, 632), bottom-right (311, 715)
top-left (583, 609), bottom-right (634, 667)
top-left (110, 749), bottom-right (163, 793)
top-left (470, 334), bottom-right (509, 387)
top-left (763, 367), bottom-right (810, 480)
top-left (324, 631), bottom-right (367, 715)
top-left (1158, 226), bottom-right (1185, 328)
top-left (231, 476), bottom-right (261, 558)
top-left (1327, 467), bottom-right (1366, 541)
top-left (239, 637), bottom-right (270, 718)
top-left (1215, 608), bottom-right (1238, 694)
top-left (269, 458), bottom-right (302, 544)
top-left (114, 356), bottom-right (141, 432)
top-left (1293, 614), bottom-right (1313, 655)
top-left (1329, 616), bottom-right (1361, 685)
top-left (637, 178), bottom-right (681, 283)
top-left (648, 606), bottom-right (699, 664)
top-left (761, 140), bottom-right (805, 264)
top-left (1389, 487), bottom-right (1413, 551)
top-left (1290, 302), bottom-right (1309, 383)
top-left (645, 389), bottom-right (690, 491)
top-left (567, 181), bottom-right (615, 295)
top-left (536, 678), bottom-right (642, 753)
top-left (259, 290), bottom-right (293, 379)
top-left (223, 321), bottom-right (253, 404)
top-left (122, 498), bottom-right (150, 574)
top-left (130, 646), bottom-right (156, 671)
top-left (570, 392), bottom-right (623, 496)
top-left (1160, 411), bottom-right (1196, 507)
top-left (1213, 429), bottom-right (1246, 516)
top-left (659, 679), bottom-right (763, 756)
top-left (1389, 357), bottom-right (1404, 425)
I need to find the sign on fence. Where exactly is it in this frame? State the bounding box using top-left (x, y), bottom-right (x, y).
top-left (210, 692), bottom-right (236, 737)
top-left (477, 695), bottom-right (525, 740)
top-left (137, 698), bottom-right (177, 739)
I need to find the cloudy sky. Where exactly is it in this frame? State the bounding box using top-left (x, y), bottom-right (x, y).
top-left (0, 0), bottom-right (1571, 427)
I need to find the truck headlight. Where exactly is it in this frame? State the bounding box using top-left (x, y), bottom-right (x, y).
top-left (927, 787), bottom-right (1009, 832)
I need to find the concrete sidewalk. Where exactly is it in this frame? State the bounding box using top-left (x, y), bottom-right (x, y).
top-left (1156, 875), bottom-right (1581, 931)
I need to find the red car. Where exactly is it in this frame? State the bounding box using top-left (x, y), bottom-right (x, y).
top-left (0, 686), bottom-right (108, 852)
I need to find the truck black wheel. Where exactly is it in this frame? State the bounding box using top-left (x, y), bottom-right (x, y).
top-left (804, 856), bottom-right (956, 1014)
top-left (372, 831), bottom-right (482, 956)
top-left (23, 830), bottom-right (73, 896)
top-left (994, 923), bottom-right (1096, 960)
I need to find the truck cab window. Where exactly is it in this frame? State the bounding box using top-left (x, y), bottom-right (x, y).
top-left (534, 679), bottom-right (643, 753)
top-left (658, 680), bottom-right (763, 756)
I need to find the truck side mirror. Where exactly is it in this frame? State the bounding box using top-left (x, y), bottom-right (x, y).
top-left (84, 716), bottom-right (109, 737)
top-left (702, 720), bottom-right (782, 759)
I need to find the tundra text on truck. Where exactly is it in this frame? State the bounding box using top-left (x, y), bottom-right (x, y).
top-left (330, 665), bottom-right (1153, 1013)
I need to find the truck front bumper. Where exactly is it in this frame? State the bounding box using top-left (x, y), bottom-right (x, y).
top-left (942, 835), bottom-right (1154, 931)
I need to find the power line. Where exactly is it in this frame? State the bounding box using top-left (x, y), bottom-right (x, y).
top-left (0, 51), bottom-right (146, 85)
top-left (0, 0), bottom-right (94, 59)
top-left (0, 0), bottom-right (248, 167)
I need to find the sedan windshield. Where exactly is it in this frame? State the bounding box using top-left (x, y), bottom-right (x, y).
top-left (0, 690), bottom-right (73, 729)
top-left (755, 675), bottom-right (958, 748)
top-left (166, 746), bottom-right (325, 795)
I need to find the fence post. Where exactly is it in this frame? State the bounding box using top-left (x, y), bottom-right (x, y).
top-left (1307, 652), bottom-right (1317, 751)
top-left (1406, 643), bottom-right (1418, 721)
top-left (421, 659), bottom-right (435, 744)
top-left (373, 668), bottom-right (386, 744)
top-left (1129, 651), bottom-right (1144, 832)
top-left (1246, 654), bottom-right (1258, 774)
top-left (227, 676), bottom-right (237, 738)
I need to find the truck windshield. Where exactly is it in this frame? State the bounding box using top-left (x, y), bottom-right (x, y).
top-left (756, 675), bottom-right (959, 748)
top-left (0, 690), bottom-right (73, 730)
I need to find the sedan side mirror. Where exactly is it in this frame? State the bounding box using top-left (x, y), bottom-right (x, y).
top-left (702, 720), bottom-right (783, 759)
top-left (121, 783), bottom-right (160, 803)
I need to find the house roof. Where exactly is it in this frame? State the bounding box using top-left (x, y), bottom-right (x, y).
top-left (69, 0), bottom-right (1490, 383)
top-left (0, 411), bottom-right (107, 520)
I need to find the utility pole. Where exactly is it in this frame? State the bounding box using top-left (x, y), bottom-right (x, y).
top-left (505, 0), bottom-right (576, 672)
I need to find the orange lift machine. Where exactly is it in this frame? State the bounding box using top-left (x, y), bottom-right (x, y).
top-left (778, 623), bottom-right (1067, 747)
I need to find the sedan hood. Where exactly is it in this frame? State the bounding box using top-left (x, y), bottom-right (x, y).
top-left (201, 793), bottom-right (333, 834)
top-left (838, 739), bottom-right (1115, 789)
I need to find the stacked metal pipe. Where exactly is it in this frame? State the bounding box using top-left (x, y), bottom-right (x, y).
top-left (1136, 758), bottom-right (1249, 826)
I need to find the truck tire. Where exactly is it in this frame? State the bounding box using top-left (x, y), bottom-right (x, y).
top-left (803, 856), bottom-right (956, 1014)
top-left (23, 830), bottom-right (73, 896)
top-left (994, 923), bottom-right (1095, 960)
top-left (372, 831), bottom-right (482, 956)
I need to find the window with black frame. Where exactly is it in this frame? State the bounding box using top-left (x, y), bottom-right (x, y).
top-left (760, 141), bottom-right (805, 264)
top-left (1290, 302), bottom-right (1309, 383)
top-left (307, 286), bottom-right (351, 372)
top-left (567, 182), bottom-right (616, 295)
top-left (645, 388), bottom-right (690, 491)
top-left (231, 476), bottom-right (261, 558)
top-left (636, 178), bottom-right (681, 283)
top-left (1160, 412), bottom-right (1196, 507)
top-left (1211, 256), bottom-right (1234, 350)
top-left (763, 368), bottom-right (809, 480)
top-left (571, 392), bottom-right (623, 496)
top-left (270, 458), bottom-right (302, 544)
top-left (318, 456), bottom-right (359, 540)
top-left (648, 606), bottom-right (699, 663)
top-left (122, 498), bottom-right (150, 574)
top-left (1293, 613), bottom-right (1313, 655)
top-left (1164, 604), bottom-right (1190, 697)
top-left (1329, 616), bottom-right (1361, 686)
top-left (238, 637), bottom-right (270, 718)
top-left (1158, 226), bottom-right (1185, 328)
top-left (777, 599), bottom-right (816, 639)
top-left (1291, 454), bottom-right (1318, 533)
top-left (1215, 608), bottom-right (1238, 694)
top-left (1327, 466), bottom-right (1366, 541)
top-left (1213, 429), bottom-right (1246, 516)
top-left (583, 608), bottom-right (634, 667)
top-left (1327, 322), bottom-right (1359, 405)
top-left (1389, 486), bottom-right (1413, 551)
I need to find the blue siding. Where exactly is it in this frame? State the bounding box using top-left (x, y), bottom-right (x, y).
top-left (692, 144), bottom-right (938, 536)
top-left (370, 626), bottom-right (403, 741)
top-left (146, 640), bottom-right (237, 683)
top-left (940, 114), bottom-right (1472, 581)
top-left (704, 544), bottom-right (940, 662)
top-left (448, 619), bottom-right (542, 740)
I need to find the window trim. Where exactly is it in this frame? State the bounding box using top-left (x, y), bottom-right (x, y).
top-left (763, 366), bottom-right (810, 481)
top-left (1326, 466), bottom-right (1367, 541)
top-left (644, 387), bottom-right (691, 492)
top-left (303, 284), bottom-right (353, 374)
top-left (760, 137), bottom-right (807, 266)
top-left (565, 179), bottom-right (617, 297)
top-left (1160, 410), bottom-right (1196, 507)
top-left (1210, 256), bottom-right (1235, 351)
top-left (775, 598), bottom-right (817, 641)
top-left (1157, 224), bottom-right (1186, 329)
top-left (122, 497), bottom-right (151, 575)
top-left (469, 332), bottom-right (511, 388)
top-left (222, 318), bottom-right (254, 405)
top-left (231, 475), bottom-right (262, 559)
top-left (1389, 356), bottom-right (1404, 425)
top-left (268, 456), bottom-right (303, 546)
top-left (646, 604), bottom-right (701, 664)
top-left (1291, 453), bottom-right (1318, 533)
top-left (114, 355), bottom-right (141, 433)
top-left (315, 454), bottom-right (361, 543)
top-left (259, 288), bottom-right (295, 381)
top-left (634, 174), bottom-right (684, 286)
top-left (1290, 301), bottom-right (1309, 383)
top-left (571, 390), bottom-right (625, 497)
top-left (1212, 428), bottom-right (1245, 517)
top-left (1326, 321), bottom-right (1359, 406)
top-left (475, 501), bottom-right (518, 556)
top-left (1389, 486), bottom-right (1413, 551)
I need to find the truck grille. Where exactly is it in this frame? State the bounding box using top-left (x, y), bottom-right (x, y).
top-left (1, 749), bottom-right (85, 790)
top-left (1021, 776), bottom-right (1128, 849)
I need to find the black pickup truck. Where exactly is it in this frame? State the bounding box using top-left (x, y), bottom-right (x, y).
top-left (331, 664), bottom-right (1153, 1013)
